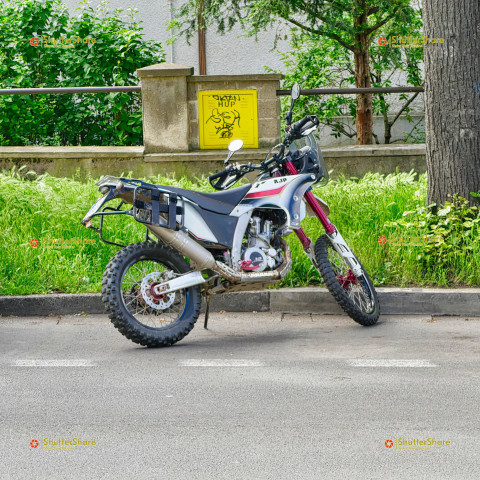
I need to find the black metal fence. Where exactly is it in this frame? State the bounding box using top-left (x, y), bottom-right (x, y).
top-left (0, 86), bottom-right (141, 95)
top-left (0, 85), bottom-right (423, 96)
top-left (276, 86), bottom-right (424, 96)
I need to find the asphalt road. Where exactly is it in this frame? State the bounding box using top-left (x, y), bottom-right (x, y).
top-left (1, 312), bottom-right (479, 479)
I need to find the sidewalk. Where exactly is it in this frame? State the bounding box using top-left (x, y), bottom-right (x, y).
top-left (1, 287), bottom-right (479, 317)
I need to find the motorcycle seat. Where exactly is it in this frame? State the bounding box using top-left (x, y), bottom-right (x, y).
top-left (159, 184), bottom-right (251, 215)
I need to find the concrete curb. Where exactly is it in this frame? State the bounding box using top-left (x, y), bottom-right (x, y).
top-left (1, 288), bottom-right (479, 317)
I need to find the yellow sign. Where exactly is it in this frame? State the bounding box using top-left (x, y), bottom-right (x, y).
top-left (198, 90), bottom-right (258, 149)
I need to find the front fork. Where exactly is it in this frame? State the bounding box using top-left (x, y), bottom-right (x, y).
top-left (284, 160), bottom-right (363, 278)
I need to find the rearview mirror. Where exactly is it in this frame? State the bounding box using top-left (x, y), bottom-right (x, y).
top-left (228, 139), bottom-right (244, 152)
top-left (291, 83), bottom-right (300, 100)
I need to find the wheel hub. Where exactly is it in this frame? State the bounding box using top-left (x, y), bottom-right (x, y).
top-left (140, 272), bottom-right (175, 310)
top-left (337, 269), bottom-right (358, 291)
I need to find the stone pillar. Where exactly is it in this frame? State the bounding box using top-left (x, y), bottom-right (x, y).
top-left (137, 63), bottom-right (194, 153)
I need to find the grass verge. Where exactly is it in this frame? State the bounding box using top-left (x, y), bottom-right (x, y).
top-left (0, 168), bottom-right (479, 295)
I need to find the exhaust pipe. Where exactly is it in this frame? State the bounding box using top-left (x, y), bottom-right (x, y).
top-left (148, 225), bottom-right (292, 285)
top-left (147, 225), bottom-right (216, 270)
top-left (213, 240), bottom-right (292, 283)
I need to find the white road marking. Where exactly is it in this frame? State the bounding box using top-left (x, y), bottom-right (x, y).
top-left (180, 359), bottom-right (264, 367)
top-left (13, 359), bottom-right (95, 367)
top-left (348, 359), bottom-right (437, 368)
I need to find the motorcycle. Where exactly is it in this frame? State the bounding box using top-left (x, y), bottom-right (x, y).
top-left (81, 83), bottom-right (380, 347)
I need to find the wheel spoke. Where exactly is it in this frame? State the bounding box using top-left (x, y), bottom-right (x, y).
top-left (121, 258), bottom-right (186, 329)
top-left (327, 244), bottom-right (374, 315)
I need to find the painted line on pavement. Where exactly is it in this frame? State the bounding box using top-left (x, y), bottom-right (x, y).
top-left (180, 359), bottom-right (264, 367)
top-left (348, 359), bottom-right (437, 368)
top-left (13, 359), bottom-right (95, 367)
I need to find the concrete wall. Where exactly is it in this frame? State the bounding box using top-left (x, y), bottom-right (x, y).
top-left (0, 144), bottom-right (427, 181)
top-left (55, 1), bottom-right (425, 147)
top-left (136, 63), bottom-right (283, 153)
top-left (317, 115), bottom-right (425, 146)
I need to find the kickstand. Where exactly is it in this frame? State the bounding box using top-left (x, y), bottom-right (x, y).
top-left (204, 295), bottom-right (211, 329)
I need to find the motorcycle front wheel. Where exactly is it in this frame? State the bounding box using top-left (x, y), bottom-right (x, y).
top-left (314, 234), bottom-right (380, 326)
top-left (101, 241), bottom-right (202, 347)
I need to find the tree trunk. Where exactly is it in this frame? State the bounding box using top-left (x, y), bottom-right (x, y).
top-left (354, 32), bottom-right (373, 144)
top-left (423, 0), bottom-right (480, 205)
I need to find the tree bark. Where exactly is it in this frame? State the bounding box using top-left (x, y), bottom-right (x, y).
top-left (423, 0), bottom-right (480, 206)
top-left (354, 11), bottom-right (373, 145)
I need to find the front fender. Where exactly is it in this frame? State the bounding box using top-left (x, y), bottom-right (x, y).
top-left (305, 194), bottom-right (330, 217)
top-left (287, 175), bottom-right (317, 228)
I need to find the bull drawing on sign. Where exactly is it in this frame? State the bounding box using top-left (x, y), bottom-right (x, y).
top-left (206, 108), bottom-right (241, 138)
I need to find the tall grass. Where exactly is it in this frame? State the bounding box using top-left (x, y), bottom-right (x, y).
top-left (0, 168), bottom-right (478, 295)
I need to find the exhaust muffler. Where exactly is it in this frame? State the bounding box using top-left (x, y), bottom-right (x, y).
top-left (147, 225), bottom-right (216, 270)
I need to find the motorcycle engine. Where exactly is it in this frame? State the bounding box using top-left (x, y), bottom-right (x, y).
top-left (241, 214), bottom-right (284, 272)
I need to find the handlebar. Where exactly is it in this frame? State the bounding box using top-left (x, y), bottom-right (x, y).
top-left (291, 115), bottom-right (319, 135)
top-left (209, 114), bottom-right (319, 190)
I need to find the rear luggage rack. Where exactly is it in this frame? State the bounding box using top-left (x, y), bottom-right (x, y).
top-left (84, 178), bottom-right (183, 247)
top-left (132, 185), bottom-right (179, 230)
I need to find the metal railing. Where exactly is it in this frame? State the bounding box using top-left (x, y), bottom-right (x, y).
top-left (276, 86), bottom-right (424, 96)
top-left (0, 85), bottom-right (424, 96)
top-left (0, 86), bottom-right (141, 95)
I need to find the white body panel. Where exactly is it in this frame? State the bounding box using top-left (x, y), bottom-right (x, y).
top-left (231, 173), bottom-right (316, 229)
top-left (181, 200), bottom-right (218, 243)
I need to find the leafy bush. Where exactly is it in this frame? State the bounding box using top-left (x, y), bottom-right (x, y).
top-left (385, 194), bottom-right (480, 284)
top-left (0, 0), bottom-right (165, 146)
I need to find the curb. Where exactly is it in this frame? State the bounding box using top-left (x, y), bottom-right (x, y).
top-left (1, 288), bottom-right (479, 317)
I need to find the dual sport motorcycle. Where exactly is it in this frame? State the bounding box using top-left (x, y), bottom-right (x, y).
top-left (82, 83), bottom-right (380, 347)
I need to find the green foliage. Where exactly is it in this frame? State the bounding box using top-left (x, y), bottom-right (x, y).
top-left (1, 168), bottom-right (479, 295)
top-left (171, 0), bottom-right (413, 48)
top-left (0, 0), bottom-right (165, 146)
top-left (384, 195), bottom-right (480, 284)
top-left (272, 5), bottom-right (424, 143)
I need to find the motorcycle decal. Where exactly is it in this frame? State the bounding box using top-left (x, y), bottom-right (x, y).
top-left (244, 185), bottom-right (286, 199)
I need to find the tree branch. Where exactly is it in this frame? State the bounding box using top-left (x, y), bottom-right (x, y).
top-left (365, 7), bottom-right (401, 35)
top-left (391, 91), bottom-right (420, 126)
top-left (284, 17), bottom-right (355, 52)
top-left (400, 116), bottom-right (424, 143)
top-left (299, 1), bottom-right (351, 35)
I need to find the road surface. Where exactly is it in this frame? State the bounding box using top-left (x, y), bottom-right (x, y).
top-left (1, 312), bottom-right (479, 479)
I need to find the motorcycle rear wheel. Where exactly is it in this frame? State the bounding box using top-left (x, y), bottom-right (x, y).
top-left (314, 235), bottom-right (380, 326)
top-left (101, 241), bottom-right (202, 347)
